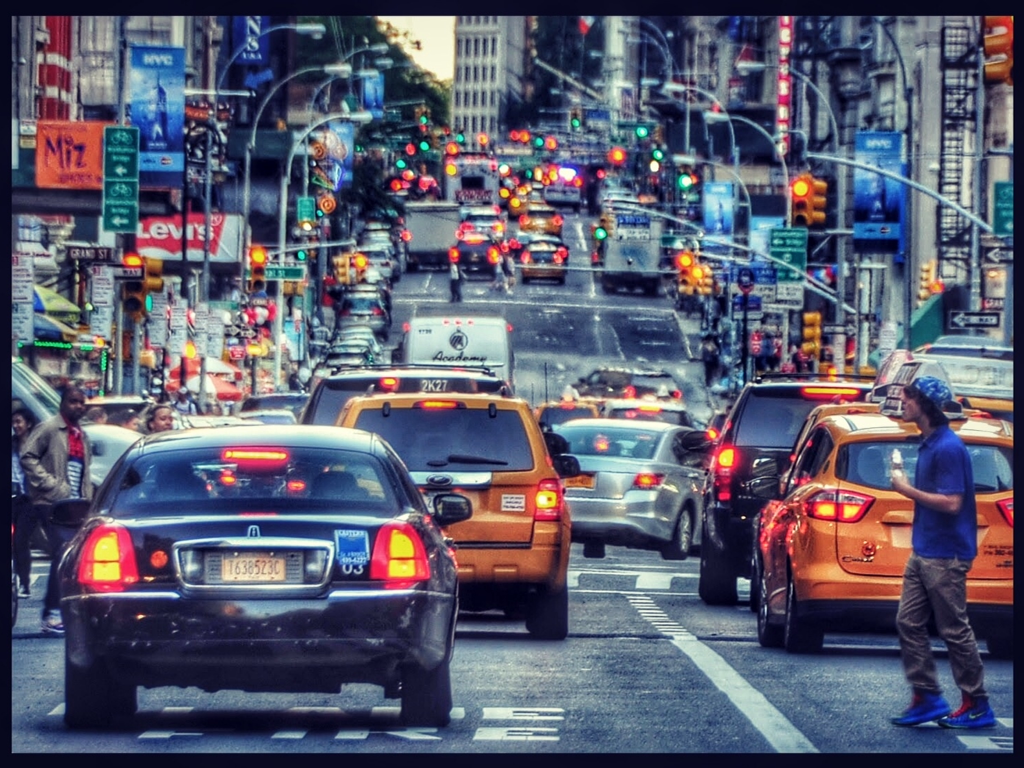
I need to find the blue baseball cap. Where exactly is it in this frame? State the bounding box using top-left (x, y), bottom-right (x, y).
top-left (911, 375), bottom-right (953, 409)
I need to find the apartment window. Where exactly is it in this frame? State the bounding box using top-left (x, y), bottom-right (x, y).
top-left (481, 38), bottom-right (487, 57)
top-left (471, 91), bottom-right (477, 107)
top-left (455, 91), bottom-right (461, 108)
top-left (490, 90), bottom-right (496, 107)
top-left (473, 37), bottom-right (479, 57)
top-left (490, 65), bottom-right (496, 81)
top-left (492, 36), bottom-right (497, 54)
top-left (473, 66), bottom-right (479, 82)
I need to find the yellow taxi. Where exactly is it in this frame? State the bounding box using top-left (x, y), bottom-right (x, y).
top-left (518, 234), bottom-right (569, 284)
top-left (336, 392), bottom-right (580, 639)
top-left (753, 406), bottom-right (1014, 656)
top-left (534, 398), bottom-right (601, 429)
top-left (517, 203), bottom-right (564, 237)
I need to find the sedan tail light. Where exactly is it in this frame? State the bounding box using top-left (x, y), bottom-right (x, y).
top-left (633, 472), bottom-right (666, 490)
top-left (370, 521), bottom-right (431, 588)
top-left (521, 250), bottom-right (533, 264)
top-left (77, 524), bottom-right (140, 592)
top-left (534, 478), bottom-right (565, 521)
top-left (997, 498), bottom-right (1013, 528)
top-left (804, 489), bottom-right (875, 523)
top-left (554, 248), bottom-right (567, 264)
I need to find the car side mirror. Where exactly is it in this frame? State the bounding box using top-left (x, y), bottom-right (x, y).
top-left (432, 493), bottom-right (472, 526)
top-left (553, 454), bottom-right (581, 478)
top-left (679, 428), bottom-right (713, 454)
top-left (49, 498), bottom-right (91, 528)
top-left (747, 456), bottom-right (780, 500)
top-left (543, 430), bottom-right (570, 456)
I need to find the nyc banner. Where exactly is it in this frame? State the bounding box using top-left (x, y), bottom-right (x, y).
top-left (853, 131), bottom-right (907, 261)
top-left (129, 45), bottom-right (185, 188)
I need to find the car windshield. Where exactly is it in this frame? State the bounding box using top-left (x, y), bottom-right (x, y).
top-left (351, 408), bottom-right (535, 471)
top-left (107, 446), bottom-right (397, 515)
top-left (554, 424), bottom-right (663, 459)
top-left (342, 296), bottom-right (384, 312)
top-left (841, 440), bottom-right (1013, 493)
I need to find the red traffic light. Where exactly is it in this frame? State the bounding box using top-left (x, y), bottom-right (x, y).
top-left (445, 141), bottom-right (460, 156)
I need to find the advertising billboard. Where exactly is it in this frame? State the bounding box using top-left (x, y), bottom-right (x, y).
top-left (853, 131), bottom-right (907, 260)
top-left (129, 45), bottom-right (185, 188)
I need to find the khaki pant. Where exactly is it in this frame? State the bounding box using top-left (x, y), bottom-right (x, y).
top-left (896, 552), bottom-right (987, 699)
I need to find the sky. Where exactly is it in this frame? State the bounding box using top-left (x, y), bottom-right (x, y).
top-left (378, 16), bottom-right (456, 82)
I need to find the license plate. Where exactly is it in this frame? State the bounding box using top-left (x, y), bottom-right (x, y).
top-left (564, 474), bottom-right (595, 489)
top-left (221, 552), bottom-right (287, 582)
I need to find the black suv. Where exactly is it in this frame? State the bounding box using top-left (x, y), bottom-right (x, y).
top-left (698, 373), bottom-right (874, 605)
top-left (301, 365), bottom-right (512, 426)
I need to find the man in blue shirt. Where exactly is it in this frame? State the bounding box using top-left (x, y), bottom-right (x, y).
top-left (889, 376), bottom-right (995, 729)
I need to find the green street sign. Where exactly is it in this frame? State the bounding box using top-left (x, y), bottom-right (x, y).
top-left (993, 181), bottom-right (1013, 238)
top-left (297, 196), bottom-right (316, 224)
top-left (769, 227), bottom-right (808, 282)
top-left (266, 266), bottom-right (306, 280)
top-left (102, 126), bottom-right (140, 233)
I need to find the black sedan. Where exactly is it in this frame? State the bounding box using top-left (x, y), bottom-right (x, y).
top-left (53, 425), bottom-right (472, 728)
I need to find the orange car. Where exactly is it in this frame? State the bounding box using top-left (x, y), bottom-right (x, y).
top-left (753, 408), bottom-right (1014, 656)
top-left (517, 203), bottom-right (563, 237)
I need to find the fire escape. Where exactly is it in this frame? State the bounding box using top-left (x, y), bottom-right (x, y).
top-left (937, 20), bottom-right (979, 285)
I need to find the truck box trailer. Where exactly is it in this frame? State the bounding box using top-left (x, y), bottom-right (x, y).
top-left (403, 201), bottom-right (462, 271)
top-left (597, 209), bottom-right (664, 296)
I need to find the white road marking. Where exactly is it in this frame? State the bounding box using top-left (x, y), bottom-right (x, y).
top-left (482, 707), bottom-right (565, 720)
top-left (957, 735), bottom-right (1014, 751)
top-left (627, 594), bottom-right (819, 754)
top-left (271, 730), bottom-right (307, 739)
top-left (567, 568), bottom-right (694, 590)
top-left (474, 727), bottom-right (560, 741)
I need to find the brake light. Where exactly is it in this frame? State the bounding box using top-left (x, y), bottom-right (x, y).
top-left (534, 478), bottom-right (564, 521)
top-left (554, 248), bottom-right (567, 263)
top-left (378, 376), bottom-right (400, 392)
top-left (521, 250), bottom-right (532, 264)
top-left (997, 499), bottom-right (1013, 528)
top-left (553, 214), bottom-right (563, 226)
top-left (669, 389), bottom-right (682, 400)
top-left (637, 404), bottom-right (662, 413)
top-left (633, 472), bottom-right (665, 490)
top-left (519, 214), bottom-right (528, 227)
top-left (222, 448), bottom-right (289, 471)
top-left (448, 248), bottom-right (460, 262)
top-left (801, 386), bottom-right (863, 400)
top-left (706, 427), bottom-right (720, 441)
top-left (488, 246), bottom-right (500, 262)
top-left (370, 521), bottom-right (430, 588)
top-left (805, 489), bottom-right (874, 522)
top-left (77, 524), bottom-right (140, 592)
top-left (416, 400), bottom-right (460, 409)
top-left (372, 307), bottom-right (384, 316)
top-left (623, 385), bottom-right (637, 399)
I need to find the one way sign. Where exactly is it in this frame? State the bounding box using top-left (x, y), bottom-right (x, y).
top-left (947, 311), bottom-right (1000, 329)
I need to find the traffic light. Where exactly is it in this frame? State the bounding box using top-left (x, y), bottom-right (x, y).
top-left (676, 251), bottom-right (696, 295)
top-left (248, 244), bottom-right (268, 294)
top-left (696, 264), bottom-right (714, 296)
top-left (477, 132), bottom-right (489, 147)
top-left (607, 146), bottom-right (627, 166)
top-left (982, 16), bottom-right (1014, 84)
top-left (121, 252), bottom-right (146, 321)
top-left (791, 173), bottom-right (826, 227)
top-left (445, 141), bottom-right (460, 157)
top-left (593, 224), bottom-right (608, 242)
top-left (352, 253), bottom-right (368, 283)
top-left (635, 124), bottom-right (650, 139)
top-left (917, 259), bottom-right (944, 305)
top-left (455, 131), bottom-right (466, 145)
top-left (801, 311), bottom-right (822, 359)
top-left (544, 135), bottom-right (558, 151)
top-left (677, 170), bottom-right (699, 191)
top-left (570, 108), bottom-right (583, 130)
top-left (332, 254), bottom-right (351, 285)
top-left (142, 257), bottom-right (164, 314)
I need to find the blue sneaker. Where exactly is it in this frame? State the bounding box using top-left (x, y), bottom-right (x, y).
top-left (938, 697), bottom-right (996, 729)
top-left (891, 692), bottom-right (951, 726)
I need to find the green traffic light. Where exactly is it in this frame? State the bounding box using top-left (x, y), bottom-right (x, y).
top-left (145, 295), bottom-right (153, 312)
top-left (297, 249), bottom-right (307, 262)
top-left (418, 140), bottom-right (430, 152)
top-left (396, 158), bottom-right (408, 169)
top-left (635, 125), bottom-right (649, 139)
top-left (533, 136), bottom-right (544, 148)
top-left (594, 227), bottom-right (608, 241)
top-left (456, 132), bottom-right (465, 144)
top-left (652, 148), bottom-right (664, 161)
top-left (571, 118), bottom-right (581, 129)
top-left (419, 114), bottom-right (428, 125)
top-left (678, 173), bottom-right (693, 190)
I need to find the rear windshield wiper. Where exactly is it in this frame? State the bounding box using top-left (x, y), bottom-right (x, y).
top-left (425, 454), bottom-right (509, 467)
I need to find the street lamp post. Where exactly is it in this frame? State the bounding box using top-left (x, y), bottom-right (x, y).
top-left (197, 21), bottom-right (324, 408)
top-left (706, 112), bottom-right (790, 224)
top-left (273, 109), bottom-right (372, 390)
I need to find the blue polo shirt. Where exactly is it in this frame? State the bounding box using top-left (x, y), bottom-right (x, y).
top-left (912, 424), bottom-right (977, 560)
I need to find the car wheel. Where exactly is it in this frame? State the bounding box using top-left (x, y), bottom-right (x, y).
top-left (783, 575), bottom-right (823, 654)
top-left (558, 276), bottom-right (566, 285)
top-left (525, 584), bottom-right (569, 640)
top-left (698, 530), bottom-right (738, 605)
top-left (64, 650), bottom-right (137, 728)
top-left (660, 508), bottom-right (692, 561)
top-left (400, 657), bottom-right (453, 727)
top-left (986, 632), bottom-right (1012, 660)
top-left (756, 565), bottom-right (784, 648)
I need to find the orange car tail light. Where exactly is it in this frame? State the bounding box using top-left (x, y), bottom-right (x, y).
top-left (519, 214), bottom-right (529, 227)
top-left (712, 445), bottom-right (737, 501)
top-left (805, 489), bottom-right (874, 522)
top-left (997, 499), bottom-right (1013, 528)
top-left (77, 524), bottom-right (140, 593)
top-left (534, 478), bottom-right (564, 521)
top-left (222, 449), bottom-right (289, 471)
top-left (370, 521), bottom-right (430, 588)
top-left (633, 472), bottom-right (666, 490)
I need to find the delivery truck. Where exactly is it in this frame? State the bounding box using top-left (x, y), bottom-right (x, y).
top-left (403, 201), bottom-right (462, 271)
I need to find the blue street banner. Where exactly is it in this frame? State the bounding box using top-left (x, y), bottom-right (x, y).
top-left (314, 121), bottom-right (354, 189)
top-left (129, 45), bottom-right (185, 188)
top-left (749, 215), bottom-right (786, 262)
top-left (853, 131), bottom-right (908, 261)
top-left (702, 182), bottom-right (735, 253)
top-left (232, 17), bottom-right (270, 66)
top-left (362, 72), bottom-right (385, 121)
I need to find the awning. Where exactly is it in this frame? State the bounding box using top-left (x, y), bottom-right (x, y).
top-left (34, 284), bottom-right (81, 319)
top-left (33, 313), bottom-right (79, 343)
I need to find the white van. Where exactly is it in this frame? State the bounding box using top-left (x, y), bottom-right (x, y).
top-left (391, 315), bottom-right (515, 393)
